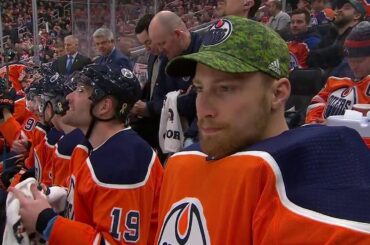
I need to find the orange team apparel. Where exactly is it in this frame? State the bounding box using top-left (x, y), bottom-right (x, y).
top-left (306, 75), bottom-right (370, 123)
top-left (49, 128), bottom-right (163, 245)
top-left (156, 125), bottom-right (370, 244)
top-left (51, 128), bottom-right (85, 187)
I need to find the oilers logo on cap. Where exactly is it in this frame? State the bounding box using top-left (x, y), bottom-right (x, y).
top-left (203, 19), bottom-right (233, 47)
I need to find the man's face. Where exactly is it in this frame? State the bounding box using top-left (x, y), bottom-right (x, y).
top-left (347, 56), bottom-right (370, 79)
top-left (335, 3), bottom-right (358, 26)
top-left (194, 63), bottom-right (271, 159)
top-left (64, 38), bottom-right (78, 55)
top-left (55, 47), bottom-right (66, 58)
top-left (93, 36), bottom-right (114, 56)
top-left (290, 13), bottom-right (309, 35)
top-left (312, 0), bottom-right (325, 11)
top-left (297, 0), bottom-right (310, 10)
top-left (136, 30), bottom-right (160, 55)
top-left (150, 28), bottom-right (182, 59)
top-left (63, 83), bottom-right (93, 131)
top-left (265, 0), bottom-right (276, 15)
top-left (217, 0), bottom-right (255, 17)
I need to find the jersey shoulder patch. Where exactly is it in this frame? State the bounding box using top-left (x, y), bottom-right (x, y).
top-left (88, 129), bottom-right (155, 186)
top-left (249, 125), bottom-right (370, 223)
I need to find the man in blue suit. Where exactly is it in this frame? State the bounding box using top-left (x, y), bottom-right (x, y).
top-left (92, 27), bottom-right (132, 72)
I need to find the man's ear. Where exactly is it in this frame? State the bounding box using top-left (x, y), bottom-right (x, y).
top-left (271, 77), bottom-right (291, 110)
top-left (174, 29), bottom-right (183, 38)
top-left (95, 97), bottom-right (114, 118)
top-left (354, 12), bottom-right (362, 22)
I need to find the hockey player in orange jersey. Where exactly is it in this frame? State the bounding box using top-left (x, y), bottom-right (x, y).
top-left (10, 65), bottom-right (163, 244)
top-left (306, 21), bottom-right (370, 124)
top-left (152, 16), bottom-right (368, 244)
top-left (0, 66), bottom-right (42, 151)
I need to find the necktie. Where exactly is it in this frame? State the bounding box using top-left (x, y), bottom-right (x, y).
top-left (66, 55), bottom-right (73, 74)
top-left (101, 56), bottom-right (108, 65)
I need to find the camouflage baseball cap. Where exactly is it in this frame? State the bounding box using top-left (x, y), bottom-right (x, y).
top-left (166, 16), bottom-right (289, 79)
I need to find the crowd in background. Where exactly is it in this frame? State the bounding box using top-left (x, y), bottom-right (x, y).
top-left (0, 0), bottom-right (221, 64)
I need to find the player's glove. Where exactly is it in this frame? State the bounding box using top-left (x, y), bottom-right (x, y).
top-left (0, 87), bottom-right (16, 114)
top-left (0, 153), bottom-right (25, 189)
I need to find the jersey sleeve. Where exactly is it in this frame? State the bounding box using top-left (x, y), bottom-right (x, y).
top-left (305, 84), bottom-right (330, 123)
top-left (0, 116), bottom-right (22, 146)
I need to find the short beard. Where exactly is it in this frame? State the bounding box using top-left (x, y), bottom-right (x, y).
top-left (199, 94), bottom-right (270, 159)
top-left (334, 16), bottom-right (352, 28)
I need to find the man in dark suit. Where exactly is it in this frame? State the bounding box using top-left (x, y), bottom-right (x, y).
top-left (92, 27), bottom-right (133, 73)
top-left (131, 14), bottom-right (166, 161)
top-left (51, 35), bottom-right (91, 76)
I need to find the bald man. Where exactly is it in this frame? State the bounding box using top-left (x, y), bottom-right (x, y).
top-left (216, 0), bottom-right (261, 18)
top-left (51, 35), bottom-right (91, 75)
top-left (149, 11), bottom-right (203, 150)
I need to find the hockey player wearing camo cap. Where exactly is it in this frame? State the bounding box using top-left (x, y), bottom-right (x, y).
top-left (155, 16), bottom-right (370, 244)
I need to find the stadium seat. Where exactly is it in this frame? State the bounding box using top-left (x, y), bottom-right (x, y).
top-left (285, 68), bottom-right (326, 128)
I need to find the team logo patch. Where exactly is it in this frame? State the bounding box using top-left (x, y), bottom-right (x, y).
top-left (121, 68), bottom-right (134, 79)
top-left (50, 73), bottom-right (60, 83)
top-left (158, 198), bottom-right (210, 245)
top-left (182, 76), bottom-right (190, 82)
top-left (202, 19), bottom-right (233, 47)
top-left (289, 52), bottom-right (299, 70)
top-left (341, 87), bottom-right (353, 97)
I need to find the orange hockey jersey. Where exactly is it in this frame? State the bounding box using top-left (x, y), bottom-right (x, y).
top-left (51, 128), bottom-right (84, 187)
top-left (34, 127), bottom-right (63, 186)
top-left (156, 125), bottom-right (370, 244)
top-left (0, 112), bottom-right (37, 148)
top-left (306, 75), bottom-right (370, 123)
top-left (24, 123), bottom-right (50, 169)
top-left (49, 128), bottom-right (163, 244)
top-left (0, 64), bottom-right (26, 92)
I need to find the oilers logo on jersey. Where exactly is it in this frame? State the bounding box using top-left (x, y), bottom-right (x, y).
top-left (324, 87), bottom-right (355, 118)
top-left (157, 198), bottom-right (210, 245)
top-left (65, 175), bottom-right (76, 219)
top-left (34, 153), bottom-right (42, 182)
top-left (289, 51), bottom-right (300, 70)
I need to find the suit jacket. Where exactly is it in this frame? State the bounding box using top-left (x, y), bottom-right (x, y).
top-left (51, 53), bottom-right (92, 75)
top-left (94, 48), bottom-right (132, 73)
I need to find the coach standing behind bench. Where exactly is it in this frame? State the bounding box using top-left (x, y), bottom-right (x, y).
top-left (51, 35), bottom-right (92, 76)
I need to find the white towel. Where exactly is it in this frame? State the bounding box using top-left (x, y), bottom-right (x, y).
top-left (3, 178), bottom-right (67, 244)
top-left (159, 91), bottom-right (186, 153)
top-left (3, 177), bottom-right (37, 245)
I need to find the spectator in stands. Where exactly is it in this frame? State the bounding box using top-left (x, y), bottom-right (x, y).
top-left (310, 0), bottom-right (335, 25)
top-left (93, 27), bottom-right (133, 72)
top-left (51, 35), bottom-right (91, 76)
top-left (131, 14), bottom-right (165, 160)
top-left (306, 21), bottom-right (370, 124)
top-left (266, 0), bottom-right (291, 32)
top-left (149, 10), bottom-right (202, 151)
top-left (297, 0), bottom-right (311, 11)
top-left (307, 0), bottom-right (365, 77)
top-left (216, 0), bottom-right (261, 18)
top-left (286, 9), bottom-right (321, 69)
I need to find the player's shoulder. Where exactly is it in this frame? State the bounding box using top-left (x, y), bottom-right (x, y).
top-left (56, 128), bottom-right (85, 157)
top-left (248, 125), bottom-right (370, 223)
top-left (46, 127), bottom-right (64, 146)
top-left (325, 76), bottom-right (353, 87)
top-left (87, 128), bottom-right (157, 186)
